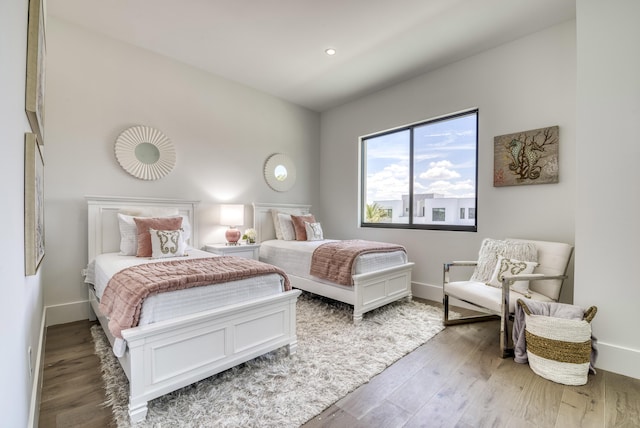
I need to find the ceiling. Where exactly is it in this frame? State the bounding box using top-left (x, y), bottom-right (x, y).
top-left (47, 0), bottom-right (575, 112)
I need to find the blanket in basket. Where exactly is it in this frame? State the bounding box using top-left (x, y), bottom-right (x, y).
top-left (514, 299), bottom-right (597, 385)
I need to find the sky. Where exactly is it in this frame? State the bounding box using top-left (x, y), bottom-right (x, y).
top-left (364, 112), bottom-right (477, 203)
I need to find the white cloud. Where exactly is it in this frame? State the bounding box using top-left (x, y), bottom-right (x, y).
top-left (419, 160), bottom-right (461, 180)
top-left (366, 164), bottom-right (409, 201)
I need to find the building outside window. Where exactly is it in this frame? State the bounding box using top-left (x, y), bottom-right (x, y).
top-left (360, 109), bottom-right (478, 231)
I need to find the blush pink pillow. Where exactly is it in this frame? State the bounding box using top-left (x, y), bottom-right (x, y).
top-left (133, 217), bottom-right (183, 257)
top-left (290, 214), bottom-right (316, 241)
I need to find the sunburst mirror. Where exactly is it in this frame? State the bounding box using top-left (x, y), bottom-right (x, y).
top-left (264, 153), bottom-right (296, 192)
top-left (115, 125), bottom-right (176, 180)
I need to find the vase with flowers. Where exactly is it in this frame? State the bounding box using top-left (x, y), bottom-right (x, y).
top-left (242, 228), bottom-right (257, 244)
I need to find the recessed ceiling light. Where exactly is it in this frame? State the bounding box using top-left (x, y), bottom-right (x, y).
top-left (325, 48), bottom-right (336, 56)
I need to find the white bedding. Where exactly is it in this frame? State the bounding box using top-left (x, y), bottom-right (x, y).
top-left (259, 239), bottom-right (408, 286)
top-left (85, 248), bottom-right (285, 356)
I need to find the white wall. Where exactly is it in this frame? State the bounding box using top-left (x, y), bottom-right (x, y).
top-left (320, 21), bottom-right (577, 303)
top-left (575, 0), bottom-right (640, 378)
top-left (0, 0), bottom-right (46, 426)
top-left (43, 18), bottom-right (320, 323)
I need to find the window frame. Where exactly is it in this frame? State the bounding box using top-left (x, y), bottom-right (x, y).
top-left (359, 109), bottom-right (478, 232)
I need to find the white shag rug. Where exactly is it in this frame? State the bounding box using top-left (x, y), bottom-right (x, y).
top-left (92, 292), bottom-right (447, 427)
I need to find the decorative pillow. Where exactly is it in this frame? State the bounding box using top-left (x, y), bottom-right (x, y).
top-left (117, 213), bottom-right (140, 256)
top-left (150, 228), bottom-right (186, 259)
top-left (278, 213), bottom-right (296, 241)
top-left (486, 255), bottom-right (538, 294)
top-left (178, 215), bottom-right (191, 245)
top-left (271, 210), bottom-right (284, 240)
top-left (134, 217), bottom-right (183, 257)
top-left (305, 222), bottom-right (324, 241)
top-left (118, 212), bottom-right (190, 255)
top-left (470, 238), bottom-right (537, 283)
top-left (291, 214), bottom-right (316, 241)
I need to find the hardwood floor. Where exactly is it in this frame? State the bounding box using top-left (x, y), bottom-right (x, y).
top-left (39, 301), bottom-right (640, 428)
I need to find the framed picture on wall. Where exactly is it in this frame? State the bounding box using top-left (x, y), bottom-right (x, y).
top-left (25, 0), bottom-right (46, 145)
top-left (25, 133), bottom-right (45, 276)
top-left (493, 125), bottom-right (559, 187)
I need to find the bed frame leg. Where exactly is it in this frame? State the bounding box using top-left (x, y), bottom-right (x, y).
top-left (353, 312), bottom-right (363, 324)
top-left (287, 340), bottom-right (298, 356)
top-left (128, 401), bottom-right (148, 423)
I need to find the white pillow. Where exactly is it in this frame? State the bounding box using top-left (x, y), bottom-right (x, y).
top-left (178, 215), bottom-right (191, 245)
top-left (486, 255), bottom-right (538, 294)
top-left (271, 210), bottom-right (283, 240)
top-left (150, 228), bottom-right (187, 259)
top-left (117, 213), bottom-right (191, 255)
top-left (278, 213), bottom-right (296, 241)
top-left (305, 222), bottom-right (324, 241)
top-left (117, 213), bottom-right (140, 256)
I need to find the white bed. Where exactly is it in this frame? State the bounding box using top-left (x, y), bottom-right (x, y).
top-left (86, 196), bottom-right (301, 423)
top-left (253, 203), bottom-right (414, 322)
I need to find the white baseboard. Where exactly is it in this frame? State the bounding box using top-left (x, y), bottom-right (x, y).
top-left (27, 308), bottom-right (46, 428)
top-left (594, 341), bottom-right (640, 380)
top-left (45, 300), bottom-right (91, 327)
top-left (411, 281), bottom-right (442, 302)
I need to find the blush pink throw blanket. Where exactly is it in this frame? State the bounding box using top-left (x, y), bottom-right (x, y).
top-left (310, 240), bottom-right (406, 286)
top-left (99, 257), bottom-right (291, 339)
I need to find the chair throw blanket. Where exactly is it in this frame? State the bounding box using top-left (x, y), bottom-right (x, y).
top-left (512, 299), bottom-right (598, 373)
top-left (99, 257), bottom-right (291, 339)
top-left (309, 239), bottom-right (406, 286)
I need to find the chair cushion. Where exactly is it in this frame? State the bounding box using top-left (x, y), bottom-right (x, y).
top-left (445, 280), bottom-right (554, 314)
top-left (507, 239), bottom-right (573, 300)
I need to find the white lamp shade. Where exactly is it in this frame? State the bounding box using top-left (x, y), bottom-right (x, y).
top-left (220, 204), bottom-right (245, 227)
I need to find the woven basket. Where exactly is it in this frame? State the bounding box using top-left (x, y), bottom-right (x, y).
top-left (518, 299), bottom-right (597, 386)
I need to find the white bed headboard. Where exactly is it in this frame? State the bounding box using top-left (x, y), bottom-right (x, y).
top-left (252, 202), bottom-right (311, 243)
top-left (86, 195), bottom-right (200, 261)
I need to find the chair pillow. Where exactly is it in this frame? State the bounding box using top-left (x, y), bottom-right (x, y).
top-left (487, 255), bottom-right (538, 294)
top-left (470, 238), bottom-right (538, 283)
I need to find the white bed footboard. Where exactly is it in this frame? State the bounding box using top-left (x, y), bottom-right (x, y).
top-left (287, 262), bottom-right (413, 322)
top-left (92, 289), bottom-right (301, 423)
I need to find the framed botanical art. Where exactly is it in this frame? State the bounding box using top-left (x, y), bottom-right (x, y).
top-left (25, 133), bottom-right (45, 276)
top-left (494, 125), bottom-right (559, 187)
top-left (26, 0), bottom-right (46, 145)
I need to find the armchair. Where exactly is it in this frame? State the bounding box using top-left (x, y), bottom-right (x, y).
top-left (443, 239), bottom-right (573, 357)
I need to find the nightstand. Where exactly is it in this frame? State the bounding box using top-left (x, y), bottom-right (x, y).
top-left (204, 243), bottom-right (261, 260)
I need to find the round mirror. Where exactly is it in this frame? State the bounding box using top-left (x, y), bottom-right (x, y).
top-left (264, 154), bottom-right (296, 192)
top-left (115, 125), bottom-right (176, 180)
top-left (134, 142), bottom-right (161, 164)
top-left (274, 164), bottom-right (287, 181)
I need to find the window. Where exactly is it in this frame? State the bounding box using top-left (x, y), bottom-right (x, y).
top-left (360, 109), bottom-right (478, 231)
top-left (432, 208), bottom-right (445, 221)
